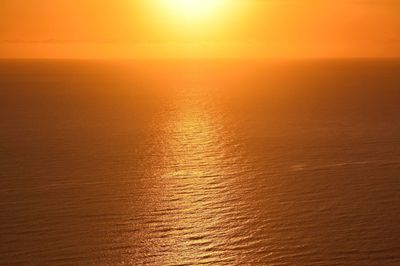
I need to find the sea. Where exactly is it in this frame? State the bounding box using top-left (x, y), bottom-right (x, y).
top-left (0, 59), bottom-right (399, 265)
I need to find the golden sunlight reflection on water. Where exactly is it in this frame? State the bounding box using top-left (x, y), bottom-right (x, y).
top-left (156, 91), bottom-right (239, 264)
top-left (131, 88), bottom-right (258, 265)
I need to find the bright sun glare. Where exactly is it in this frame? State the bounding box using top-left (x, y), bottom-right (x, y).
top-left (161, 0), bottom-right (224, 21)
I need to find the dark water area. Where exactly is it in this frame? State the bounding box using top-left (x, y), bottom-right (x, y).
top-left (0, 59), bottom-right (399, 265)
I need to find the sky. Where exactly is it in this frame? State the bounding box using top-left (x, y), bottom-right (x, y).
top-left (0, 0), bottom-right (399, 58)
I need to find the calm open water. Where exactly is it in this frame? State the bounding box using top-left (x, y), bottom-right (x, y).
top-left (0, 59), bottom-right (399, 265)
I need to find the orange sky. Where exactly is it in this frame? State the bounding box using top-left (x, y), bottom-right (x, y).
top-left (1, 0), bottom-right (399, 58)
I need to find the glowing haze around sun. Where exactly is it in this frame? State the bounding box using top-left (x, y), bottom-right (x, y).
top-left (160, 0), bottom-right (225, 21)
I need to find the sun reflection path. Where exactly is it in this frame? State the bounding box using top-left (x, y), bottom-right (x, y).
top-left (152, 90), bottom-right (254, 265)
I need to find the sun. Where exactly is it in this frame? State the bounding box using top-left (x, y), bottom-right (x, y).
top-left (160, 0), bottom-right (224, 21)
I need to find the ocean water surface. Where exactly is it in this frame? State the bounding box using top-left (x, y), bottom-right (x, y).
top-left (0, 59), bottom-right (399, 265)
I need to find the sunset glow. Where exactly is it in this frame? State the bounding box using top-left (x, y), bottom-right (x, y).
top-left (1, 1), bottom-right (400, 265)
top-left (160, 0), bottom-right (225, 21)
top-left (0, 0), bottom-right (400, 58)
